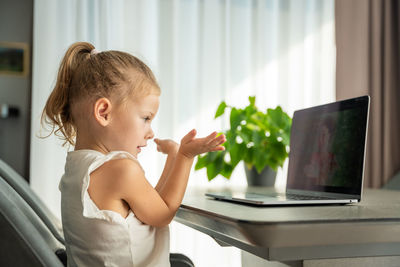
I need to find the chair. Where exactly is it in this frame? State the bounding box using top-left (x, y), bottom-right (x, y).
top-left (0, 177), bottom-right (66, 266)
top-left (0, 159), bottom-right (64, 245)
top-left (170, 253), bottom-right (195, 267)
top-left (0, 159), bottom-right (194, 266)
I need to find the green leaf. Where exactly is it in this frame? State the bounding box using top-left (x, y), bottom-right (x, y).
top-left (267, 106), bottom-right (291, 131)
top-left (267, 140), bottom-right (287, 168)
top-left (237, 129), bottom-right (251, 144)
top-left (229, 143), bottom-right (246, 167)
top-left (254, 149), bottom-right (269, 173)
top-left (244, 147), bottom-right (255, 165)
top-left (249, 96), bottom-right (256, 106)
top-left (225, 129), bottom-right (236, 148)
top-left (265, 156), bottom-right (279, 171)
top-left (251, 130), bottom-right (264, 148)
top-left (281, 132), bottom-right (291, 146)
top-left (244, 123), bottom-right (259, 132)
top-left (220, 162), bottom-right (234, 178)
top-left (230, 107), bottom-right (244, 130)
top-left (194, 154), bottom-right (207, 170)
top-left (206, 151), bottom-right (219, 162)
top-left (206, 165), bottom-right (217, 181)
top-left (214, 101), bottom-right (227, 119)
top-left (244, 105), bottom-right (257, 118)
top-left (206, 151), bottom-right (224, 181)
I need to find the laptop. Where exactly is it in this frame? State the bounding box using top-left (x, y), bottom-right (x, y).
top-left (206, 95), bottom-right (370, 206)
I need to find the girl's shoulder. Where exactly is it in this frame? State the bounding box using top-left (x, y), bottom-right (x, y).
top-left (88, 155), bottom-right (146, 217)
top-left (68, 149), bottom-right (143, 172)
top-left (92, 155), bottom-right (144, 185)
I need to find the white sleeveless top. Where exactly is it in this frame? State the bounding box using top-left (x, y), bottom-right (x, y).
top-left (59, 150), bottom-right (170, 267)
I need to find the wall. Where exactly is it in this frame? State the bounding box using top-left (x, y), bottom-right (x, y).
top-left (0, 0), bottom-right (33, 179)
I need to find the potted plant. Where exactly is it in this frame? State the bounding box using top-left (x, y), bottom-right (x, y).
top-left (195, 96), bottom-right (292, 186)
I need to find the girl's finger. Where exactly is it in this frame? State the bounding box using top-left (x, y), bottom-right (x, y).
top-left (205, 132), bottom-right (218, 144)
top-left (209, 135), bottom-right (226, 147)
top-left (181, 129), bottom-right (197, 143)
top-left (210, 146), bottom-right (225, 152)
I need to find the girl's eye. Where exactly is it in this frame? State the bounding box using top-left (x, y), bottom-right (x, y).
top-left (144, 117), bottom-right (151, 122)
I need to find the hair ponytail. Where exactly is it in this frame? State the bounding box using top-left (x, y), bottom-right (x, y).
top-left (42, 41), bottom-right (161, 147)
top-left (41, 42), bottom-right (94, 146)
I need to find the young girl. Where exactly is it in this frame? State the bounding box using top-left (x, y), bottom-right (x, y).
top-left (42, 42), bottom-right (225, 267)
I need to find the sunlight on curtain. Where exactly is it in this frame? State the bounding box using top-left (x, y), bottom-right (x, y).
top-left (31, 0), bottom-right (125, 220)
top-left (31, 0), bottom-right (335, 266)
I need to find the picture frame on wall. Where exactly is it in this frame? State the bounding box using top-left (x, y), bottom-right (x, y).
top-left (0, 42), bottom-right (29, 77)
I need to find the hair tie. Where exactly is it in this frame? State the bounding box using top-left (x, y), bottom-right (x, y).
top-left (90, 49), bottom-right (100, 55)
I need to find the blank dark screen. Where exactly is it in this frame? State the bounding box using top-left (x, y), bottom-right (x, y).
top-left (287, 96), bottom-right (369, 195)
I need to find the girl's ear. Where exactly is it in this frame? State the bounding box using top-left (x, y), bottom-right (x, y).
top-left (94, 98), bottom-right (112, 126)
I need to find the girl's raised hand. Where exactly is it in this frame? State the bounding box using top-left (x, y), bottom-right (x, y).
top-left (154, 139), bottom-right (179, 155)
top-left (178, 129), bottom-right (226, 159)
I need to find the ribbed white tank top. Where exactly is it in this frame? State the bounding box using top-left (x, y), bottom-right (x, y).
top-left (59, 150), bottom-right (170, 267)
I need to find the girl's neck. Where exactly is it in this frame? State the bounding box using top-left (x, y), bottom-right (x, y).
top-left (74, 135), bottom-right (109, 154)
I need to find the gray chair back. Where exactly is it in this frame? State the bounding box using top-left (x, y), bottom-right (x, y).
top-left (0, 177), bottom-right (65, 266)
top-left (0, 159), bottom-right (64, 244)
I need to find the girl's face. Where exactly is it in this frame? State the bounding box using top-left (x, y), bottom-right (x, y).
top-left (109, 93), bottom-right (159, 157)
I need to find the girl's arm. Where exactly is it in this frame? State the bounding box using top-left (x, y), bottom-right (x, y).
top-left (105, 129), bottom-right (225, 227)
top-left (156, 130), bottom-right (225, 212)
top-left (157, 151), bottom-right (193, 212)
top-left (154, 139), bottom-right (179, 192)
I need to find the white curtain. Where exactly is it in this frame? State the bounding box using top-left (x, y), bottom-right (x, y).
top-left (31, 0), bottom-right (335, 266)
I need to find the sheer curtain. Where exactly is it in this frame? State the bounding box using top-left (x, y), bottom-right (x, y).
top-left (31, 0), bottom-right (335, 266)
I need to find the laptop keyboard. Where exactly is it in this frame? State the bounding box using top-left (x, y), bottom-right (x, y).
top-left (285, 193), bottom-right (333, 200)
top-left (245, 192), bottom-right (334, 200)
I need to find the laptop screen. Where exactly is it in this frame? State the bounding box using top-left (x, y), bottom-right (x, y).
top-left (287, 96), bottom-right (369, 196)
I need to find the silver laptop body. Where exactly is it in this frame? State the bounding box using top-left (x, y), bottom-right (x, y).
top-left (206, 95), bottom-right (370, 206)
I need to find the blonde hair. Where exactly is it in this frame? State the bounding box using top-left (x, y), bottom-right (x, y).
top-left (41, 42), bottom-right (160, 146)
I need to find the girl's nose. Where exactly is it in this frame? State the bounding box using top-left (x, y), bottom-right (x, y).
top-left (147, 128), bottom-right (154, 139)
